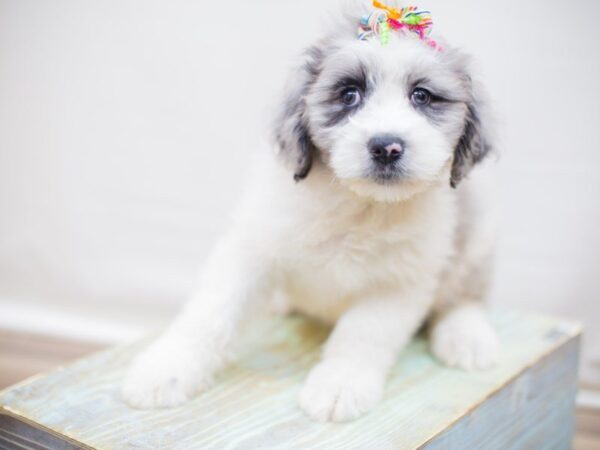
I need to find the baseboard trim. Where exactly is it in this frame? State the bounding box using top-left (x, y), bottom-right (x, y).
top-left (0, 301), bottom-right (154, 345)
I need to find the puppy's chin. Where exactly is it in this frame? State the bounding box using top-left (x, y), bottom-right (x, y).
top-left (339, 177), bottom-right (435, 203)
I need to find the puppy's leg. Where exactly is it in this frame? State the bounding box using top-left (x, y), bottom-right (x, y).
top-left (122, 235), bottom-right (268, 409)
top-left (298, 295), bottom-right (431, 422)
top-left (430, 302), bottom-right (500, 371)
top-left (430, 235), bottom-right (500, 371)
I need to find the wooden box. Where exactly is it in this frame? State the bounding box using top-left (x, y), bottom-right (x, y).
top-left (0, 311), bottom-right (580, 449)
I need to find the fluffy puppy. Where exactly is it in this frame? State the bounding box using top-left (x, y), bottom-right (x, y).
top-left (122, 1), bottom-right (500, 422)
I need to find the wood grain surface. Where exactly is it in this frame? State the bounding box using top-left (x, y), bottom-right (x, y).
top-left (0, 311), bottom-right (582, 449)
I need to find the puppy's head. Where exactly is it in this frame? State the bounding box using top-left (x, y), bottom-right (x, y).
top-left (274, 1), bottom-right (492, 202)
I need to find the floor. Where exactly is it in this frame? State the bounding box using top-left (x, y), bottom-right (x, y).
top-left (1, 330), bottom-right (599, 449)
top-left (0, 329), bottom-right (105, 388)
top-left (578, 407), bottom-right (600, 450)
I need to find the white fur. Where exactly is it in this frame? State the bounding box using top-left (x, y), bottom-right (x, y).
top-left (122, 1), bottom-right (499, 422)
top-left (431, 303), bottom-right (500, 371)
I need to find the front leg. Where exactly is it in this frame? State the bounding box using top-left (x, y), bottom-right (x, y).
top-left (299, 293), bottom-right (432, 422)
top-left (430, 302), bottom-right (500, 371)
top-left (122, 234), bottom-right (268, 409)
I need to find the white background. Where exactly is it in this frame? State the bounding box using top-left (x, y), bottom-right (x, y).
top-left (1, 1), bottom-right (599, 383)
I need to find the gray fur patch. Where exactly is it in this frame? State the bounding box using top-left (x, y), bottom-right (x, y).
top-left (450, 102), bottom-right (491, 188)
top-left (273, 45), bottom-right (326, 181)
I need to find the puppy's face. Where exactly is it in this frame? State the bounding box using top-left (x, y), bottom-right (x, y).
top-left (275, 8), bottom-right (491, 202)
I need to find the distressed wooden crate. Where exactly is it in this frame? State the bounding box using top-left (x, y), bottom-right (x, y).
top-left (0, 311), bottom-right (580, 449)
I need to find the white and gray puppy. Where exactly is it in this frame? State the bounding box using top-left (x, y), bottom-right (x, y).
top-left (123, 1), bottom-right (500, 422)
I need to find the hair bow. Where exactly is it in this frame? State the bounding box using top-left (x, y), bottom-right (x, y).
top-left (358, 1), bottom-right (441, 50)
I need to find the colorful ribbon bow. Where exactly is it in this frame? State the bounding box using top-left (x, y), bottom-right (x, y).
top-left (358, 1), bottom-right (441, 50)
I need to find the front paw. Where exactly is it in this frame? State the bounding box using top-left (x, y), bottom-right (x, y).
top-left (298, 360), bottom-right (384, 423)
top-left (431, 308), bottom-right (500, 371)
top-left (122, 338), bottom-right (212, 409)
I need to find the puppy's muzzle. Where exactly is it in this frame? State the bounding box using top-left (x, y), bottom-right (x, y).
top-left (368, 135), bottom-right (405, 166)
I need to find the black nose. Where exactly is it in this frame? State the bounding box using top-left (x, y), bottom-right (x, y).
top-left (368, 135), bottom-right (405, 166)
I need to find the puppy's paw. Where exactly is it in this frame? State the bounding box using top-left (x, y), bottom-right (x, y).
top-left (122, 338), bottom-right (212, 409)
top-left (298, 360), bottom-right (384, 423)
top-left (431, 307), bottom-right (500, 371)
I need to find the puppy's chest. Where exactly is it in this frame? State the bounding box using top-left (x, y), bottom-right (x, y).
top-left (301, 223), bottom-right (405, 275)
top-left (283, 208), bottom-right (434, 300)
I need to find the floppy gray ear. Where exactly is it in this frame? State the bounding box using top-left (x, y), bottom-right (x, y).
top-left (273, 47), bottom-right (323, 182)
top-left (450, 90), bottom-right (492, 188)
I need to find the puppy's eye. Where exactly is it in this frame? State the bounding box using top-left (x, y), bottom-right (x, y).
top-left (411, 88), bottom-right (431, 106)
top-left (340, 87), bottom-right (362, 107)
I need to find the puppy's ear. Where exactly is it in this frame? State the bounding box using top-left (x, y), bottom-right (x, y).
top-left (450, 85), bottom-right (492, 188)
top-left (273, 46), bottom-right (323, 182)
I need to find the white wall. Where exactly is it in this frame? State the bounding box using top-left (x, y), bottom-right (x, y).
top-left (1, 1), bottom-right (599, 381)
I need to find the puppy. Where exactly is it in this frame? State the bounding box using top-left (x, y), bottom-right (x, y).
top-left (122, 0), bottom-right (500, 423)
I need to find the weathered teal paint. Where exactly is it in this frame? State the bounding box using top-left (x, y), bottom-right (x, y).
top-left (0, 310), bottom-right (581, 449)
